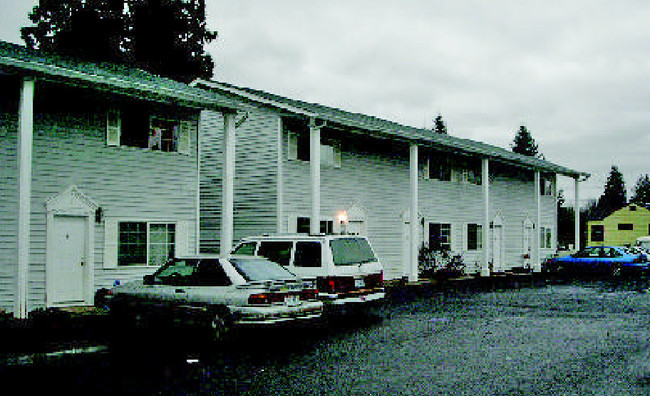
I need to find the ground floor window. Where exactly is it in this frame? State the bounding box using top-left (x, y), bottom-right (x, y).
top-left (591, 225), bottom-right (604, 242)
top-left (429, 223), bottom-right (452, 251)
top-left (296, 217), bottom-right (334, 235)
top-left (467, 224), bottom-right (483, 250)
top-left (118, 222), bottom-right (175, 266)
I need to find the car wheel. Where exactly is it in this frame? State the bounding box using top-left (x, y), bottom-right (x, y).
top-left (611, 263), bottom-right (622, 277)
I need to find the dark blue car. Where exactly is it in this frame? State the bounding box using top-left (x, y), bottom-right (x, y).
top-left (543, 246), bottom-right (649, 276)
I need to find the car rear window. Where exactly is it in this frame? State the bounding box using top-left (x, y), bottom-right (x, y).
top-left (154, 259), bottom-right (197, 279)
top-left (258, 241), bottom-right (293, 266)
top-left (229, 257), bottom-right (296, 282)
top-left (151, 259), bottom-right (231, 286)
top-left (330, 238), bottom-right (377, 266)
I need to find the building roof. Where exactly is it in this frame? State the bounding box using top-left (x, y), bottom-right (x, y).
top-left (196, 79), bottom-right (590, 179)
top-left (0, 40), bottom-right (239, 112)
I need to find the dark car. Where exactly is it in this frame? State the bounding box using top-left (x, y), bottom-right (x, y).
top-left (543, 246), bottom-right (648, 277)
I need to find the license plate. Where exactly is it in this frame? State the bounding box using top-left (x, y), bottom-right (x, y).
top-left (285, 294), bottom-right (300, 306)
top-left (355, 278), bottom-right (365, 289)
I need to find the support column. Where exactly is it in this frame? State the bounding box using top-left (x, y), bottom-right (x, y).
top-left (534, 171), bottom-right (542, 272)
top-left (309, 119), bottom-right (321, 235)
top-left (276, 117), bottom-right (285, 233)
top-left (409, 143), bottom-right (419, 282)
top-left (574, 177), bottom-right (581, 252)
top-left (482, 158), bottom-right (490, 276)
top-left (16, 77), bottom-right (35, 319)
top-left (220, 112), bottom-right (236, 257)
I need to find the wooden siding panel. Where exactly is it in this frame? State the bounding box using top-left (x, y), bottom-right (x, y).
top-left (24, 108), bottom-right (199, 311)
top-left (0, 113), bottom-right (18, 312)
top-left (282, 137), bottom-right (412, 280)
top-left (199, 108), bottom-right (278, 253)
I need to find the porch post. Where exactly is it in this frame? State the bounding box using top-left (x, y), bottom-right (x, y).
top-left (220, 111), bottom-right (236, 257)
top-left (276, 117), bottom-right (285, 233)
top-left (409, 143), bottom-right (419, 282)
top-left (574, 176), bottom-right (581, 251)
top-left (17, 77), bottom-right (35, 319)
top-left (309, 118), bottom-right (321, 235)
top-left (534, 171), bottom-right (542, 272)
top-left (482, 158), bottom-right (490, 276)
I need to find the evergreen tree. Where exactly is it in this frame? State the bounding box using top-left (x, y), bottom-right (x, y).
top-left (433, 114), bottom-right (448, 135)
top-left (596, 165), bottom-right (627, 218)
top-left (511, 125), bottom-right (540, 157)
top-left (21, 0), bottom-right (216, 82)
top-left (631, 174), bottom-right (650, 205)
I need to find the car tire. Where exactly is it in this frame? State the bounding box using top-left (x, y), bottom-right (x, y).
top-left (611, 263), bottom-right (622, 277)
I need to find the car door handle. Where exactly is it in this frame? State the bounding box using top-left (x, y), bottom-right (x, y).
top-left (175, 289), bottom-right (186, 294)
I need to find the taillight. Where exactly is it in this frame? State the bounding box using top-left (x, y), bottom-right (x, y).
top-left (317, 276), bottom-right (355, 293)
top-left (633, 255), bottom-right (645, 263)
top-left (300, 288), bottom-right (319, 301)
top-left (248, 293), bottom-right (271, 305)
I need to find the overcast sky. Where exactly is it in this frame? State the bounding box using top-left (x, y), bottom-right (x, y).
top-left (3, 0), bottom-right (650, 205)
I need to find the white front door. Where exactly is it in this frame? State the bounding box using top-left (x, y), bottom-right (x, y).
top-left (491, 224), bottom-right (504, 272)
top-left (51, 216), bottom-right (87, 304)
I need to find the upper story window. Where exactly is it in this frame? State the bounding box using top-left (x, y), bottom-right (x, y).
top-left (106, 105), bottom-right (193, 154)
top-left (287, 127), bottom-right (341, 168)
top-left (540, 175), bottom-right (554, 196)
top-left (424, 154), bottom-right (481, 185)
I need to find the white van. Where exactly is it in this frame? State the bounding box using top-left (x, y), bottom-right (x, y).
top-left (232, 234), bottom-right (385, 311)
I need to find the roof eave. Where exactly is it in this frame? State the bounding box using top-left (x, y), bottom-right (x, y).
top-left (1, 56), bottom-right (239, 113)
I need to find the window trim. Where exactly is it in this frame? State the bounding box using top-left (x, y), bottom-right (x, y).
top-left (104, 218), bottom-right (189, 269)
top-left (117, 221), bottom-right (177, 267)
top-left (106, 106), bottom-right (194, 155)
top-left (540, 226), bottom-right (553, 249)
top-left (467, 223), bottom-right (483, 251)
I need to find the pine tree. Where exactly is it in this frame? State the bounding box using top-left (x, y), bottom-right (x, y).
top-left (631, 174), bottom-right (650, 205)
top-left (596, 165), bottom-right (627, 218)
top-left (21, 0), bottom-right (216, 82)
top-left (433, 114), bottom-right (448, 135)
top-left (511, 125), bottom-right (540, 157)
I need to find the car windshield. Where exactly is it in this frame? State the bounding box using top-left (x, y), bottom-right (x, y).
top-left (330, 238), bottom-right (377, 266)
top-left (229, 257), bottom-right (296, 282)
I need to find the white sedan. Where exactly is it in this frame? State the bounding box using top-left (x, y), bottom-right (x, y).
top-left (107, 255), bottom-right (324, 338)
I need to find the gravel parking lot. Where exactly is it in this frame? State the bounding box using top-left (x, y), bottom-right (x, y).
top-left (4, 279), bottom-right (650, 395)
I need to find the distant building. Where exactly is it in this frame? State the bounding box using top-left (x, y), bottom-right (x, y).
top-left (587, 204), bottom-right (650, 247)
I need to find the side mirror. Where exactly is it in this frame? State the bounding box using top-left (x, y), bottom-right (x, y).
top-left (143, 275), bottom-right (155, 285)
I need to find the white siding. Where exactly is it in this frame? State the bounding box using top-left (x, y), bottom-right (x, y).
top-left (282, 135), bottom-right (412, 280)
top-left (0, 93), bottom-right (200, 313)
top-left (199, 107), bottom-right (279, 253)
top-left (197, 103), bottom-right (560, 280)
top-left (0, 112), bottom-right (18, 312)
top-left (489, 167), bottom-right (538, 271)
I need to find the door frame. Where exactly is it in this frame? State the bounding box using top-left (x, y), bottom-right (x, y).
top-left (490, 215), bottom-right (505, 272)
top-left (45, 186), bottom-right (97, 307)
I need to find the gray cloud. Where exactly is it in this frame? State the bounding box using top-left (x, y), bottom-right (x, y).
top-left (3, 0), bottom-right (650, 204)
